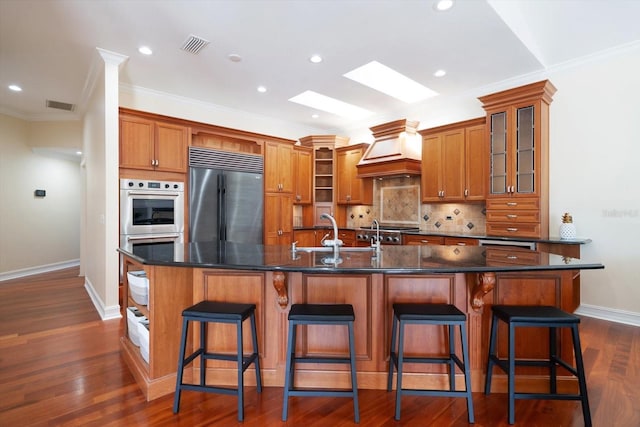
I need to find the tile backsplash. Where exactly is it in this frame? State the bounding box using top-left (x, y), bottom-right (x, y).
top-left (346, 176), bottom-right (486, 234)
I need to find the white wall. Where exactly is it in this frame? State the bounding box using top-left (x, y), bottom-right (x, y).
top-left (0, 114), bottom-right (82, 278)
top-left (549, 46), bottom-right (640, 319)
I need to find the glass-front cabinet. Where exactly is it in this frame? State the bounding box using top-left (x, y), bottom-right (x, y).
top-left (489, 104), bottom-right (536, 196)
top-left (480, 80), bottom-right (556, 239)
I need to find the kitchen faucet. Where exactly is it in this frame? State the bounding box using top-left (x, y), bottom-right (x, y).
top-left (371, 219), bottom-right (381, 250)
top-left (320, 213), bottom-right (342, 248)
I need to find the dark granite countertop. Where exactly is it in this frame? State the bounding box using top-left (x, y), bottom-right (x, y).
top-left (118, 242), bottom-right (603, 274)
top-left (293, 227), bottom-right (591, 246)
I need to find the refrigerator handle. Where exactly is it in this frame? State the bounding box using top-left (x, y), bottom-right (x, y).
top-left (218, 173), bottom-right (226, 241)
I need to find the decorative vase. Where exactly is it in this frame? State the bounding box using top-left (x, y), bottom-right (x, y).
top-left (560, 213), bottom-right (576, 240)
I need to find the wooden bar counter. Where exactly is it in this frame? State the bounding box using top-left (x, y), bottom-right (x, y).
top-left (118, 242), bottom-right (603, 401)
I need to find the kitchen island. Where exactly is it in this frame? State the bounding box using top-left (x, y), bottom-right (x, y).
top-left (119, 242), bottom-right (603, 400)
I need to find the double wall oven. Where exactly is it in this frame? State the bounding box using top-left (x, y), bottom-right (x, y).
top-left (120, 178), bottom-right (185, 260)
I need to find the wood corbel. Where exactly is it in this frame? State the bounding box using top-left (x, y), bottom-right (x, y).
top-left (272, 271), bottom-right (288, 309)
top-left (471, 272), bottom-right (496, 311)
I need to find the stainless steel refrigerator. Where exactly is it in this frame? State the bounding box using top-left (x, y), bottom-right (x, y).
top-left (189, 149), bottom-right (264, 244)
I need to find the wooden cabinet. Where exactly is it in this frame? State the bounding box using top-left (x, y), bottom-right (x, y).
top-left (337, 229), bottom-right (356, 247)
top-left (264, 192), bottom-right (293, 245)
top-left (292, 146), bottom-right (312, 204)
top-left (120, 257), bottom-right (193, 400)
top-left (335, 144), bottom-right (373, 205)
top-left (479, 80), bottom-right (556, 238)
top-left (119, 114), bottom-right (189, 173)
top-left (293, 229), bottom-right (317, 247)
top-left (403, 234), bottom-right (445, 245)
top-left (419, 118), bottom-right (486, 202)
top-left (264, 140), bottom-right (295, 245)
top-left (264, 141), bottom-right (293, 193)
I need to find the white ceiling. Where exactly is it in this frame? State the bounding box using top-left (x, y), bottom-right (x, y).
top-left (1, 0), bottom-right (639, 134)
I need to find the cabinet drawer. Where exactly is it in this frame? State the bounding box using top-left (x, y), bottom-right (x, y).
top-left (444, 237), bottom-right (479, 246)
top-left (486, 222), bottom-right (541, 238)
top-left (403, 235), bottom-right (444, 245)
top-left (485, 247), bottom-right (541, 265)
top-left (486, 197), bottom-right (540, 210)
top-left (486, 210), bottom-right (540, 223)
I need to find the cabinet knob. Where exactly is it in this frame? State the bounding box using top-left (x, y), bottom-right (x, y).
top-left (506, 214), bottom-right (517, 219)
top-left (506, 227), bottom-right (518, 232)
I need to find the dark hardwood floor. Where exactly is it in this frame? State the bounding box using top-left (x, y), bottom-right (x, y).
top-left (1, 268), bottom-right (638, 426)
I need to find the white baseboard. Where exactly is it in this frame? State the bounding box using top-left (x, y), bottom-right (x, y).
top-left (0, 259), bottom-right (80, 282)
top-left (576, 304), bottom-right (640, 327)
top-left (84, 277), bottom-right (122, 320)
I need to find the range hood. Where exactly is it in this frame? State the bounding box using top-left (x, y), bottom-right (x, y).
top-left (356, 119), bottom-right (421, 178)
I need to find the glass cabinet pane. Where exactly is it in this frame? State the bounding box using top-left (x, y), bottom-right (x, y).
top-left (516, 106), bottom-right (535, 193)
top-left (490, 112), bottom-right (507, 194)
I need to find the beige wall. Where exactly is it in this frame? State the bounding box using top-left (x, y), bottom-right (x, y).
top-left (0, 114), bottom-right (82, 277)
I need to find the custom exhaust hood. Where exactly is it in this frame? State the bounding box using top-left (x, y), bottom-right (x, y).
top-left (356, 119), bottom-right (422, 178)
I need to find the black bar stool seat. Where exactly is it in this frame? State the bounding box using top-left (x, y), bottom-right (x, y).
top-left (173, 301), bottom-right (262, 422)
top-left (484, 304), bottom-right (591, 426)
top-left (282, 303), bottom-right (359, 423)
top-left (387, 303), bottom-right (474, 423)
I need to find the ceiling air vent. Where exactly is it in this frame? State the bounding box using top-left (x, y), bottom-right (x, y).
top-left (46, 100), bottom-right (75, 112)
top-left (180, 34), bottom-right (210, 55)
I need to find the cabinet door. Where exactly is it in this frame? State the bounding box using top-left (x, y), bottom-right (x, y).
top-left (421, 135), bottom-right (442, 202)
top-left (464, 124), bottom-right (486, 200)
top-left (293, 147), bottom-right (313, 204)
top-left (335, 149), bottom-right (351, 203)
top-left (441, 130), bottom-right (465, 200)
top-left (155, 122), bottom-right (188, 172)
top-left (120, 115), bottom-right (154, 170)
top-left (488, 110), bottom-right (509, 196)
top-left (293, 230), bottom-right (316, 246)
top-left (264, 192), bottom-right (293, 245)
top-left (264, 141), bottom-right (293, 193)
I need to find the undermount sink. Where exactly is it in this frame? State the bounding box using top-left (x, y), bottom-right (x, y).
top-left (294, 246), bottom-right (378, 253)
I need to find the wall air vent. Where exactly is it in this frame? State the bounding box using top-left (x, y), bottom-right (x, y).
top-left (46, 100), bottom-right (75, 112)
top-left (180, 34), bottom-right (210, 55)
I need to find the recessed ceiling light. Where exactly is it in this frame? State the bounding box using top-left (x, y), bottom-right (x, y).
top-left (311, 114), bottom-right (319, 119)
top-left (344, 61), bottom-right (438, 103)
top-left (434, 69), bottom-right (447, 77)
top-left (435, 0), bottom-right (454, 11)
top-left (228, 53), bottom-right (242, 62)
top-left (76, 151), bottom-right (83, 155)
top-left (289, 90), bottom-right (373, 120)
top-left (8, 84), bottom-right (22, 92)
top-left (257, 86), bottom-right (267, 93)
top-left (138, 46), bottom-right (153, 55)
top-left (309, 54), bottom-right (323, 63)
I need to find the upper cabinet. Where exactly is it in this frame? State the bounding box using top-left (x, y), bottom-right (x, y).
top-left (119, 114), bottom-right (189, 173)
top-left (419, 118), bottom-right (486, 203)
top-left (264, 140), bottom-right (293, 193)
top-left (479, 80), bottom-right (556, 238)
top-left (292, 146), bottom-right (313, 205)
top-left (335, 144), bottom-right (373, 205)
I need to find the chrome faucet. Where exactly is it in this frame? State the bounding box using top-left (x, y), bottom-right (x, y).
top-left (371, 219), bottom-right (381, 250)
top-left (320, 213), bottom-right (342, 248)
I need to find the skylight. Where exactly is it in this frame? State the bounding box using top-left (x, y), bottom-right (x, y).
top-left (289, 90), bottom-right (373, 120)
top-left (343, 61), bottom-right (438, 103)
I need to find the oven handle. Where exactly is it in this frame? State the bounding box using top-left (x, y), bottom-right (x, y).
top-left (126, 233), bottom-right (181, 241)
top-left (125, 191), bottom-right (181, 197)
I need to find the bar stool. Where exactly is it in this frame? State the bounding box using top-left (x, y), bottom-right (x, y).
top-left (484, 305), bottom-right (591, 426)
top-left (282, 303), bottom-right (359, 423)
top-left (173, 301), bottom-right (262, 422)
top-left (387, 303), bottom-right (474, 423)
